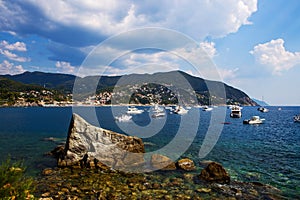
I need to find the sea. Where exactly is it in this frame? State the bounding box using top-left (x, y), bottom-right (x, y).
top-left (0, 106), bottom-right (299, 198)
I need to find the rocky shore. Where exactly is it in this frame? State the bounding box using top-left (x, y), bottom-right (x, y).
top-left (36, 166), bottom-right (282, 200)
top-left (36, 113), bottom-right (283, 199)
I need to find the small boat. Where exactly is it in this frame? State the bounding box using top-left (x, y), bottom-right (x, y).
top-left (230, 105), bottom-right (242, 118)
top-left (164, 106), bottom-right (173, 111)
top-left (152, 112), bottom-right (165, 118)
top-left (294, 115), bottom-right (300, 123)
top-left (202, 106), bottom-right (213, 111)
top-left (174, 105), bottom-right (188, 115)
top-left (127, 106), bottom-right (144, 114)
top-left (243, 116), bottom-right (265, 124)
top-left (151, 105), bottom-right (165, 118)
top-left (258, 107), bottom-right (269, 113)
top-left (115, 114), bottom-right (132, 122)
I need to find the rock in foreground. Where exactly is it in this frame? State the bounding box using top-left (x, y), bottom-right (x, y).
top-left (177, 158), bottom-right (196, 171)
top-left (199, 162), bottom-right (230, 183)
top-left (57, 113), bottom-right (145, 172)
top-left (150, 154), bottom-right (177, 170)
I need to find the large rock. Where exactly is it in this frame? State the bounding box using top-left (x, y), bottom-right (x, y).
top-left (57, 113), bottom-right (145, 172)
top-left (199, 162), bottom-right (230, 183)
top-left (150, 154), bottom-right (177, 170)
top-left (177, 158), bottom-right (196, 171)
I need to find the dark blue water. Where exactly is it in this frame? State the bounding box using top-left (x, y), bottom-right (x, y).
top-left (0, 106), bottom-right (299, 198)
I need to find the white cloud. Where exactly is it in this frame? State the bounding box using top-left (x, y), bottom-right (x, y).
top-left (104, 63), bottom-right (180, 77)
top-left (77, 50), bottom-right (180, 77)
top-left (0, 60), bottom-right (25, 75)
top-left (199, 41), bottom-right (217, 58)
top-left (0, 49), bottom-right (30, 62)
top-left (0, 40), bottom-right (29, 62)
top-left (217, 67), bottom-right (239, 81)
top-left (55, 61), bottom-right (77, 74)
top-left (0, 50), bottom-right (29, 62)
top-left (250, 38), bottom-right (300, 75)
top-left (0, 0), bottom-right (257, 43)
top-left (79, 44), bottom-right (221, 80)
top-left (0, 40), bottom-right (27, 51)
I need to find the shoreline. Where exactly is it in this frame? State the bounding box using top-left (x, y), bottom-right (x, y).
top-left (0, 104), bottom-right (280, 108)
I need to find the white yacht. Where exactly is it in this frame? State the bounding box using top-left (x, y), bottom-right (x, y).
top-left (174, 105), bottom-right (188, 115)
top-left (127, 106), bottom-right (144, 114)
top-left (230, 105), bottom-right (242, 118)
top-left (115, 114), bottom-right (132, 122)
top-left (243, 116), bottom-right (265, 124)
top-left (258, 107), bottom-right (269, 113)
top-left (202, 106), bottom-right (213, 111)
top-left (151, 105), bottom-right (165, 118)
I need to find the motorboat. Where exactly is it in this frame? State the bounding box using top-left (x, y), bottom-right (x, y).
top-left (174, 105), bottom-right (188, 115)
top-left (202, 106), bottom-right (213, 111)
top-left (152, 111), bottom-right (165, 118)
top-left (115, 114), bottom-right (132, 122)
top-left (230, 105), bottom-right (242, 118)
top-left (164, 106), bottom-right (173, 111)
top-left (151, 105), bottom-right (165, 118)
top-left (243, 116), bottom-right (265, 124)
top-left (294, 115), bottom-right (300, 123)
top-left (127, 106), bottom-right (144, 114)
top-left (258, 107), bottom-right (269, 113)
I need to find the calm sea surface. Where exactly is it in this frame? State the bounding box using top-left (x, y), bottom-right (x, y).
top-left (0, 106), bottom-right (299, 198)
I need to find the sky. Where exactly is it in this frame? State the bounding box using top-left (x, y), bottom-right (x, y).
top-left (0, 0), bottom-right (300, 105)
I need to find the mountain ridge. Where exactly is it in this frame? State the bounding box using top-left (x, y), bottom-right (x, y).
top-left (0, 70), bottom-right (258, 106)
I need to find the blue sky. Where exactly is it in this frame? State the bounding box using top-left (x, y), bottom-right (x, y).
top-left (0, 0), bottom-right (300, 105)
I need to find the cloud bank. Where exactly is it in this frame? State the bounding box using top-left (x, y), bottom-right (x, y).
top-left (0, 0), bottom-right (258, 75)
top-left (0, 0), bottom-right (257, 46)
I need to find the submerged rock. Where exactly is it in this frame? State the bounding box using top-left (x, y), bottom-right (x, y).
top-left (177, 158), bottom-right (196, 171)
top-left (199, 162), bottom-right (230, 184)
top-left (150, 154), bottom-right (176, 170)
top-left (57, 113), bottom-right (145, 172)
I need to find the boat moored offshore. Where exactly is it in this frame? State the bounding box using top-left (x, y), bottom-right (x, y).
top-left (243, 116), bottom-right (265, 124)
top-left (294, 115), bottom-right (300, 123)
top-left (230, 105), bottom-right (242, 118)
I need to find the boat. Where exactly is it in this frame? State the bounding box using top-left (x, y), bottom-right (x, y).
top-left (151, 105), bottom-right (165, 118)
top-left (258, 107), bottom-right (269, 113)
top-left (294, 115), bottom-right (300, 123)
top-left (174, 105), bottom-right (188, 115)
top-left (230, 105), bottom-right (242, 118)
top-left (202, 106), bottom-right (213, 111)
top-left (164, 106), bottom-right (173, 111)
top-left (115, 114), bottom-right (132, 122)
top-left (127, 106), bottom-right (144, 114)
top-left (257, 96), bottom-right (269, 112)
top-left (243, 116), bottom-right (265, 124)
top-left (152, 111), bottom-right (165, 118)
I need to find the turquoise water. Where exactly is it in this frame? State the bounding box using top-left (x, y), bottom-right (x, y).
top-left (0, 106), bottom-right (299, 198)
